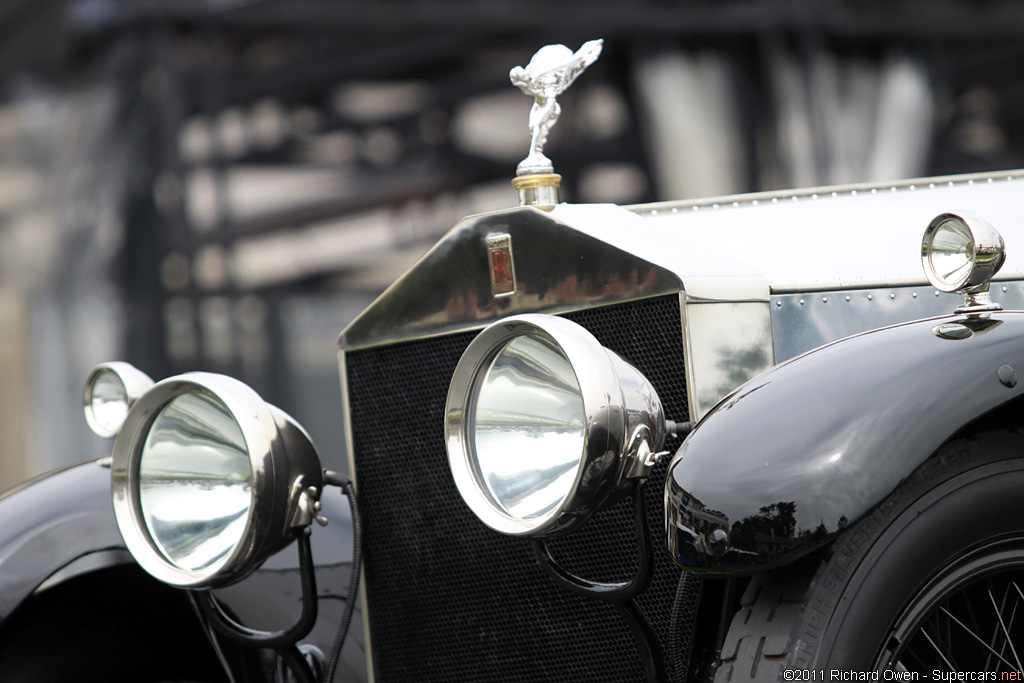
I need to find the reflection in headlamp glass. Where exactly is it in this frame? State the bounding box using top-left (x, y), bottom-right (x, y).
top-left (473, 334), bottom-right (585, 521)
top-left (139, 391), bottom-right (253, 572)
top-left (929, 219), bottom-right (973, 287)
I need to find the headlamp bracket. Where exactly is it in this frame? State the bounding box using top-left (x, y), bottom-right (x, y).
top-left (955, 286), bottom-right (1003, 318)
top-left (622, 425), bottom-right (669, 479)
top-left (288, 476), bottom-right (327, 528)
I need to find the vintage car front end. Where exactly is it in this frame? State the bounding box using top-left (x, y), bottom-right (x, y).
top-left (7, 39), bottom-right (1024, 683)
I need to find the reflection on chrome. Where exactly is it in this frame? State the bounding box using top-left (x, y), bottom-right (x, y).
top-left (89, 369), bottom-right (129, 435)
top-left (140, 391), bottom-right (253, 572)
top-left (928, 218), bottom-right (973, 285)
top-left (473, 335), bottom-right (585, 520)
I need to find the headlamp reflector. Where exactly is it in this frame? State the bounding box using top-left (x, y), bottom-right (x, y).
top-left (924, 216), bottom-right (974, 291)
top-left (139, 391), bottom-right (253, 573)
top-left (473, 334), bottom-right (585, 520)
top-left (87, 370), bottom-right (129, 436)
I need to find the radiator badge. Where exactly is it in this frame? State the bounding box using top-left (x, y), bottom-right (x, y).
top-left (486, 233), bottom-right (516, 297)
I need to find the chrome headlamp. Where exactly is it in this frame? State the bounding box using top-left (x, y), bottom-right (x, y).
top-left (922, 211), bottom-right (1006, 314)
top-left (91, 367), bottom-right (323, 588)
top-left (445, 314), bottom-right (666, 537)
top-left (83, 362), bottom-right (154, 438)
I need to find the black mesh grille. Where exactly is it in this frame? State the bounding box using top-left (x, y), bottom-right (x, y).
top-left (346, 295), bottom-right (689, 682)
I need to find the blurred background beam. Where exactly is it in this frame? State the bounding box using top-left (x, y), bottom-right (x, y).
top-left (2, 0), bottom-right (1024, 490)
top-left (65, 1), bottom-right (1024, 39)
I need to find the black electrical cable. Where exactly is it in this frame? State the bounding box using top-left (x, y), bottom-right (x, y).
top-left (531, 480), bottom-right (667, 682)
top-left (186, 591), bottom-right (241, 683)
top-left (668, 571), bottom-right (703, 682)
top-left (322, 471), bottom-right (362, 683)
top-left (665, 420), bottom-right (694, 438)
top-left (195, 528), bottom-right (318, 648)
top-left (277, 643), bottom-right (318, 683)
top-left (531, 479), bottom-right (654, 603)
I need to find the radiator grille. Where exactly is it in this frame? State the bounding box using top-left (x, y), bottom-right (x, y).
top-left (346, 295), bottom-right (688, 682)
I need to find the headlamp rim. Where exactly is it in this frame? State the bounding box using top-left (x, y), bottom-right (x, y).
top-left (446, 314), bottom-right (626, 537)
top-left (110, 373), bottom-right (278, 588)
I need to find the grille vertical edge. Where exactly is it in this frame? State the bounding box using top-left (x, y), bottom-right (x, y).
top-left (346, 295), bottom-right (689, 682)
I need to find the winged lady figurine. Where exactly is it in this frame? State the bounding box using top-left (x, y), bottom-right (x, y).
top-left (510, 39), bottom-right (603, 175)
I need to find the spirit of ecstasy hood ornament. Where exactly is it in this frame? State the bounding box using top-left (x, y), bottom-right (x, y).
top-left (510, 39), bottom-right (603, 176)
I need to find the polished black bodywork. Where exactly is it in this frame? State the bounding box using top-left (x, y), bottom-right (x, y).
top-left (0, 459), bottom-right (124, 622)
top-left (666, 312), bottom-right (1024, 575)
top-left (0, 458), bottom-right (363, 681)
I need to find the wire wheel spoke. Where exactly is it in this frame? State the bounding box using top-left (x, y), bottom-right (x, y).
top-left (894, 570), bottom-right (1024, 674)
top-left (991, 582), bottom-right (1023, 671)
top-left (990, 582), bottom-right (1021, 673)
top-left (920, 627), bottom-right (959, 672)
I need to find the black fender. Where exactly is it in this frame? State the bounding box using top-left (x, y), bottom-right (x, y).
top-left (0, 459), bottom-right (128, 624)
top-left (665, 311), bottom-right (1024, 576)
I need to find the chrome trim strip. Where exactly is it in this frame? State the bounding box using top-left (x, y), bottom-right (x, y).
top-left (338, 351), bottom-right (357, 516)
top-left (627, 169), bottom-right (1024, 216)
top-left (337, 348), bottom-right (376, 683)
top-left (356, 570), bottom-right (374, 683)
top-left (769, 273), bottom-right (1024, 295)
top-left (679, 292), bottom-right (698, 424)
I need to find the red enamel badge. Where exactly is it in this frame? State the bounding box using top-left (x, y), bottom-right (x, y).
top-left (486, 234), bottom-right (516, 296)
